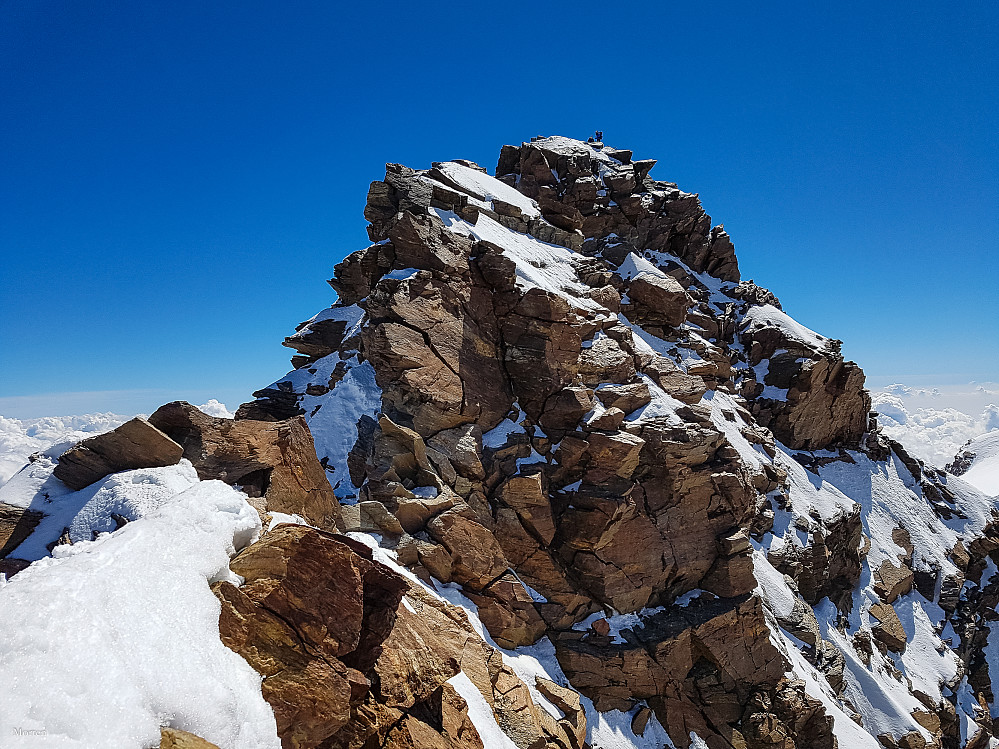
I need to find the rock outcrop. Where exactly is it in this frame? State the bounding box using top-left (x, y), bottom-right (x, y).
top-left (148, 401), bottom-right (342, 530)
top-left (234, 136), bottom-right (884, 748)
top-left (0, 502), bottom-right (42, 558)
top-left (53, 416), bottom-right (183, 490)
top-left (215, 523), bottom-right (584, 749)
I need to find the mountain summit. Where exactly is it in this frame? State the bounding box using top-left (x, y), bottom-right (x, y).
top-left (2, 136), bottom-right (998, 749)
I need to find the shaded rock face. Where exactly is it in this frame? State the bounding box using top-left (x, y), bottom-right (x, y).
top-left (53, 417), bottom-right (183, 490)
top-left (768, 504), bottom-right (864, 611)
top-left (0, 502), bottom-right (43, 559)
top-left (148, 401), bottom-right (342, 530)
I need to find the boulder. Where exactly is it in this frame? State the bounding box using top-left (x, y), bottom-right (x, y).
top-left (214, 525), bottom-right (408, 748)
top-left (54, 417), bottom-right (183, 490)
top-left (159, 728), bottom-right (222, 749)
top-left (496, 474), bottom-right (556, 546)
top-left (577, 336), bottom-right (635, 386)
top-left (870, 602), bottom-right (907, 652)
top-left (873, 558), bottom-right (914, 603)
top-left (626, 272), bottom-right (690, 327)
top-left (594, 382), bottom-right (651, 414)
top-left (641, 357), bottom-right (707, 405)
top-left (427, 509), bottom-right (509, 591)
top-left (467, 573), bottom-right (547, 649)
top-left (149, 401), bottom-right (342, 530)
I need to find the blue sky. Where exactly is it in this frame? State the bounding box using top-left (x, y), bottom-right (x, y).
top-left (1, 0), bottom-right (996, 417)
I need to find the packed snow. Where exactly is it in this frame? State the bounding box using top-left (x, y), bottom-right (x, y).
top-left (740, 304), bottom-right (831, 352)
top-left (433, 208), bottom-right (608, 314)
top-left (956, 431), bottom-right (999, 496)
top-left (0, 461), bottom-right (278, 749)
top-left (448, 672), bottom-right (521, 749)
top-left (434, 161), bottom-right (541, 218)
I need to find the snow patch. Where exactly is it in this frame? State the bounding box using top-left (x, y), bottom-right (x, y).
top-left (0, 474), bottom-right (276, 748)
top-left (741, 304), bottom-right (830, 352)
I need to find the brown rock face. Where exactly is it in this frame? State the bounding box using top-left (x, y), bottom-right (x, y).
top-left (554, 595), bottom-right (793, 743)
top-left (233, 136), bottom-right (886, 748)
top-left (217, 523), bottom-right (580, 749)
top-left (0, 502), bottom-right (43, 558)
top-left (737, 310), bottom-right (870, 451)
top-left (148, 401), bottom-right (342, 530)
top-left (159, 728), bottom-right (222, 749)
top-left (53, 417), bottom-right (183, 490)
top-left (215, 525), bottom-right (399, 748)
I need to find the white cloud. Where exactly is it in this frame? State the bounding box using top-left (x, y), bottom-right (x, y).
top-left (872, 382), bottom-right (999, 468)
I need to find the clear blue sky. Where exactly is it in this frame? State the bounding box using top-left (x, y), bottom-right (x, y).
top-left (1, 0), bottom-right (996, 417)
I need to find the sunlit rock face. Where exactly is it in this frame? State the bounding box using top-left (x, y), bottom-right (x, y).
top-left (9, 136), bottom-right (999, 749)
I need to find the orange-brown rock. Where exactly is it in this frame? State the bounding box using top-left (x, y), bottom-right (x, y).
top-left (159, 727), bottom-right (222, 749)
top-left (149, 401), bottom-right (342, 530)
top-left (625, 271), bottom-right (690, 327)
top-left (874, 558), bottom-right (914, 604)
top-left (232, 137), bottom-right (871, 749)
top-left (767, 506), bottom-right (863, 611)
top-left (496, 474), bottom-right (556, 545)
top-left (593, 382), bottom-right (652, 414)
top-left (870, 602), bottom-right (908, 653)
top-left (466, 573), bottom-right (547, 648)
top-left (53, 416), bottom-right (183, 490)
top-left (427, 508), bottom-right (509, 591)
top-left (214, 526), bottom-right (406, 748)
top-left (380, 685), bottom-right (483, 749)
top-left (0, 502), bottom-right (43, 558)
top-left (557, 595), bottom-right (787, 746)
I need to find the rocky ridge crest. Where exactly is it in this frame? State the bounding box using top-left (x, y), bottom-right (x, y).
top-left (227, 136), bottom-right (999, 749)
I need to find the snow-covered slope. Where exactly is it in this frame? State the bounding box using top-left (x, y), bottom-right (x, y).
top-left (951, 431), bottom-right (999, 496)
top-left (0, 459), bottom-right (277, 748)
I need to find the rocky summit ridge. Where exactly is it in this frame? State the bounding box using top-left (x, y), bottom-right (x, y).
top-left (3, 135), bottom-right (999, 749)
